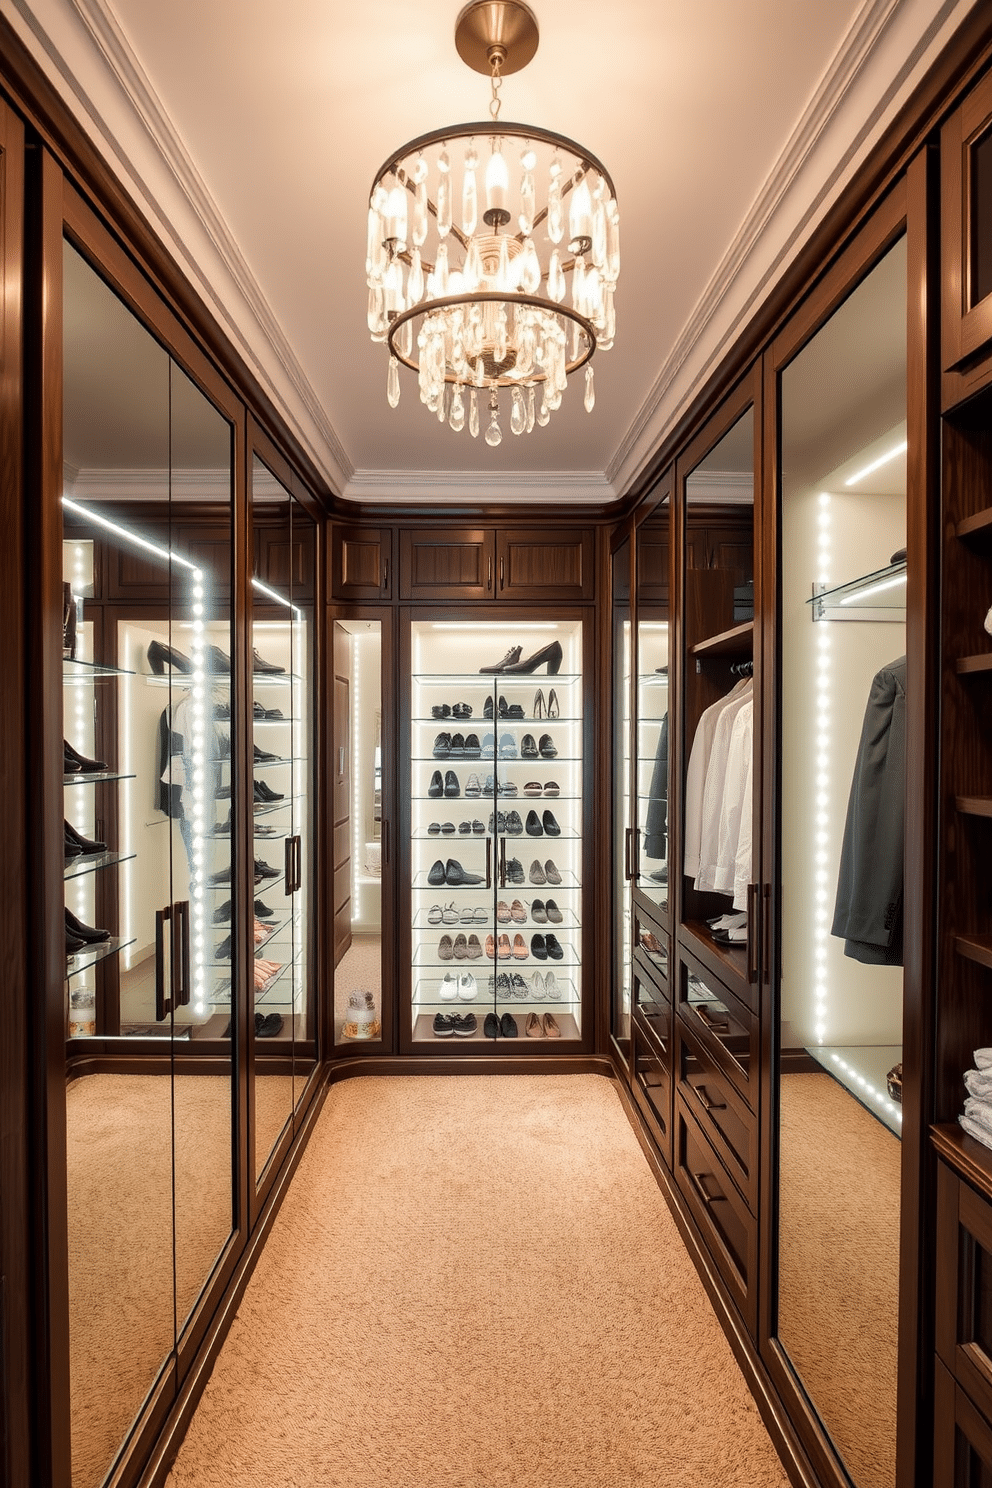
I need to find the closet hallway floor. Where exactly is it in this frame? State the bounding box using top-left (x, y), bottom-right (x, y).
top-left (166, 1074), bottom-right (789, 1487)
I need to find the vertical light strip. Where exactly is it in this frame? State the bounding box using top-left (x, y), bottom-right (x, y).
top-left (812, 493), bottom-right (832, 1045)
top-left (187, 570), bottom-right (208, 1016)
top-left (352, 631), bottom-right (363, 918)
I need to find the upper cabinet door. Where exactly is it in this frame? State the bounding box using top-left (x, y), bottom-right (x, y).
top-left (497, 528), bottom-right (594, 601)
top-left (942, 69), bottom-right (992, 371)
top-left (399, 527), bottom-right (495, 600)
top-left (330, 525), bottom-right (391, 600)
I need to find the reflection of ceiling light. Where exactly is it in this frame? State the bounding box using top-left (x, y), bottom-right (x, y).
top-left (366, 0), bottom-right (619, 445)
top-left (844, 439), bottom-right (907, 486)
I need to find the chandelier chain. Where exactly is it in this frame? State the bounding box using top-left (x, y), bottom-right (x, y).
top-left (489, 57), bottom-right (503, 120)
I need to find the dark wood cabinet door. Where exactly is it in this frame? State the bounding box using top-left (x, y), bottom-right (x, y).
top-left (943, 70), bottom-right (992, 372)
top-left (497, 527), bottom-right (593, 600)
top-left (399, 527), bottom-right (494, 600)
top-left (331, 525), bottom-right (390, 600)
top-left (934, 1356), bottom-right (992, 1488)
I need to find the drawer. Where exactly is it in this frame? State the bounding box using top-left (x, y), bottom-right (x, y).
top-left (633, 961), bottom-right (670, 1053)
top-left (631, 1022), bottom-right (672, 1166)
top-left (634, 906), bottom-right (669, 986)
top-left (676, 1013), bottom-right (757, 1212)
top-left (675, 1097), bottom-right (756, 1332)
top-left (936, 1159), bottom-right (992, 1426)
top-left (934, 1354), bottom-right (992, 1488)
top-left (676, 952), bottom-right (757, 1111)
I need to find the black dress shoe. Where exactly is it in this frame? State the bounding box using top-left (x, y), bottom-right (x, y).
top-left (252, 648), bottom-right (286, 674)
top-left (255, 779), bottom-right (284, 802)
top-left (449, 733), bottom-right (466, 756)
top-left (431, 703), bottom-right (452, 719)
top-left (542, 810), bottom-right (561, 836)
top-left (428, 769), bottom-right (444, 798)
top-left (428, 860), bottom-right (446, 885)
top-left (483, 697), bottom-right (494, 719)
top-left (216, 935), bottom-right (232, 960)
top-left (525, 810), bottom-right (543, 836)
top-left (258, 1011), bottom-right (284, 1038)
top-left (538, 733), bottom-right (558, 758)
top-left (479, 645), bottom-right (522, 674)
top-left (64, 738), bottom-right (107, 774)
top-left (505, 810), bottom-right (523, 835)
top-left (531, 933), bottom-right (548, 960)
top-left (213, 900), bottom-right (232, 924)
top-left (502, 640), bottom-right (563, 675)
top-left (544, 933), bottom-right (563, 960)
top-left (66, 930), bottom-right (87, 956)
top-left (445, 858), bottom-right (484, 885)
top-left (147, 639), bottom-right (193, 674)
top-left (254, 857), bottom-right (280, 881)
top-left (521, 734), bottom-right (538, 759)
top-left (484, 1011), bottom-right (500, 1039)
top-left (254, 898), bottom-right (276, 918)
top-left (207, 645), bottom-right (231, 672)
top-left (463, 734), bottom-right (481, 757)
top-left (443, 770), bottom-right (460, 797)
top-left (500, 1011), bottom-right (518, 1037)
top-left (65, 907), bottom-right (110, 943)
top-left (433, 733), bottom-right (451, 758)
top-left (64, 818), bottom-right (107, 856)
top-left (254, 743), bottom-right (277, 762)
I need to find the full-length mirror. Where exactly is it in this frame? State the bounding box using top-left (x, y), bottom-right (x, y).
top-left (776, 238), bottom-right (906, 1488)
top-left (63, 241), bottom-right (235, 1485)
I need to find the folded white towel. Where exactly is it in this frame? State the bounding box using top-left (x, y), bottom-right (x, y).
top-left (961, 1113), bottom-right (992, 1151)
top-left (964, 1096), bottom-right (992, 1136)
top-left (965, 1069), bottom-right (992, 1100)
top-left (975, 1048), bottom-right (992, 1070)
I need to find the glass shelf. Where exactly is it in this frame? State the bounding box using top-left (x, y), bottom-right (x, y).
top-left (64, 849), bottom-right (136, 881)
top-left (63, 657), bottom-right (134, 682)
top-left (64, 770), bottom-right (136, 786)
top-left (66, 934), bottom-right (136, 978)
top-left (807, 560), bottom-right (907, 621)
top-left (411, 671), bottom-right (582, 687)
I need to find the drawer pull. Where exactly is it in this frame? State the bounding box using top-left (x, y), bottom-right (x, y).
top-left (640, 1071), bottom-right (665, 1091)
top-left (691, 1170), bottom-right (726, 1207)
top-left (695, 1083), bottom-right (726, 1113)
top-left (694, 1002), bottom-right (730, 1031)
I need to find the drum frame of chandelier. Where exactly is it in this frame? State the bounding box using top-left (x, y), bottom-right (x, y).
top-left (371, 119), bottom-right (616, 390)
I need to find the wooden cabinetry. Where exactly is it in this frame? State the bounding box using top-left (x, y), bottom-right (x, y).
top-left (330, 525), bottom-right (391, 600)
top-left (399, 525), bottom-right (593, 601)
top-left (942, 69), bottom-right (992, 376)
top-left (934, 1138), bottom-right (992, 1485)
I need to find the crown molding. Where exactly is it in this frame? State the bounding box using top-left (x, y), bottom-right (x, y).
top-left (66, 466), bottom-right (232, 501)
top-left (607, 0), bottom-right (972, 499)
top-left (8, 0), bottom-right (353, 495)
top-left (341, 468), bottom-right (615, 505)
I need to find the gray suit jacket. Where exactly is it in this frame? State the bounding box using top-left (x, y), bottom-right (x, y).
top-left (831, 656), bottom-right (906, 966)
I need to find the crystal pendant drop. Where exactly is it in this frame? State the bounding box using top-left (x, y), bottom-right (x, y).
top-left (437, 384), bottom-right (448, 423)
top-left (449, 385), bottom-right (466, 433)
top-left (386, 355), bottom-right (400, 408)
top-left (548, 250), bottom-right (565, 303)
top-left (485, 395), bottom-right (502, 447)
top-left (584, 363), bottom-right (595, 412)
top-left (526, 385), bottom-right (536, 433)
top-left (537, 388), bottom-right (551, 426)
top-left (469, 389), bottom-right (480, 438)
top-left (510, 387), bottom-right (526, 436)
top-left (463, 145), bottom-right (478, 236)
top-left (437, 148), bottom-right (452, 238)
top-left (548, 158), bottom-right (564, 243)
top-left (408, 248), bottom-right (424, 304)
top-left (398, 318), bottom-right (413, 360)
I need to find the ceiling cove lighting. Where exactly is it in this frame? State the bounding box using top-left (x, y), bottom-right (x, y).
top-left (844, 439), bottom-right (908, 487)
top-left (366, 0), bottom-right (620, 445)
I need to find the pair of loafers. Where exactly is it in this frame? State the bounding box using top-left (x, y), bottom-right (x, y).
top-left (520, 733), bottom-right (558, 759)
top-left (431, 702), bottom-right (473, 719)
top-left (525, 810), bottom-right (560, 836)
top-left (531, 932), bottom-right (563, 961)
top-left (427, 858), bottom-right (485, 886)
top-left (484, 1012), bottom-right (519, 1038)
top-left (428, 769), bottom-right (460, 798)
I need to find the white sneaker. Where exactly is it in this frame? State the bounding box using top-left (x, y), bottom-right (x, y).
top-left (458, 973), bottom-right (478, 1002)
top-left (439, 973), bottom-right (458, 1002)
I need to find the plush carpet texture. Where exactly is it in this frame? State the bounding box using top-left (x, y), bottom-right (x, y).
top-left (167, 1074), bottom-right (789, 1488)
top-left (779, 1072), bottom-right (900, 1488)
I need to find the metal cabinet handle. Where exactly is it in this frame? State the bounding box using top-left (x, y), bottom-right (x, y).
top-left (174, 900), bottom-right (190, 1007)
top-left (694, 1002), bottom-right (730, 1032)
top-left (295, 835), bottom-right (303, 894)
top-left (695, 1083), bottom-right (726, 1113)
top-left (499, 556), bottom-right (505, 590)
top-left (691, 1170), bottom-right (726, 1207)
top-left (487, 556), bottom-right (493, 591)
top-left (155, 904), bottom-right (172, 1021)
top-left (383, 819), bottom-right (390, 865)
top-left (747, 882), bottom-right (759, 983)
top-left (382, 557), bottom-right (389, 591)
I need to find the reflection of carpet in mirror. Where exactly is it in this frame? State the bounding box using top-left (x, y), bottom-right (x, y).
top-left (66, 1073), bottom-right (284, 1488)
top-left (334, 934), bottom-right (382, 1038)
top-left (779, 1072), bottom-right (900, 1488)
top-left (167, 1075), bottom-right (790, 1488)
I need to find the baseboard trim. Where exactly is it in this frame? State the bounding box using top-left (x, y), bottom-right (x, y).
top-left (328, 1053), bottom-right (616, 1080)
top-left (136, 1069), bottom-right (333, 1488)
top-left (609, 1073), bottom-right (823, 1488)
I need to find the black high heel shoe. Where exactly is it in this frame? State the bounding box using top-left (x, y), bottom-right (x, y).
top-left (147, 639), bottom-right (193, 674)
top-left (533, 688), bottom-right (545, 720)
top-left (502, 640), bottom-right (562, 675)
top-left (547, 688), bottom-right (560, 719)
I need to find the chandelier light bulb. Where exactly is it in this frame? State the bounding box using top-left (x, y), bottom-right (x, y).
top-left (367, 0), bottom-right (620, 441)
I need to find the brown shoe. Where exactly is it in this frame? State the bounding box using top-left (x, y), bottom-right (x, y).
top-left (510, 899), bottom-right (526, 923)
top-left (439, 934), bottom-right (454, 961)
top-left (525, 1011), bottom-right (544, 1038)
top-left (485, 933), bottom-right (495, 958)
top-left (512, 933), bottom-right (528, 959)
top-left (542, 1012), bottom-right (561, 1038)
top-left (466, 933), bottom-right (482, 959)
top-left (496, 900), bottom-right (511, 922)
top-left (497, 934), bottom-right (511, 960)
top-left (453, 933), bottom-right (468, 959)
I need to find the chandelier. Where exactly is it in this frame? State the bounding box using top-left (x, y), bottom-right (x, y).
top-left (365, 0), bottom-right (620, 445)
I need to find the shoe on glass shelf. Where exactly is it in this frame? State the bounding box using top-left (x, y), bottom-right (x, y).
top-left (453, 701), bottom-right (473, 720)
top-left (511, 972), bottom-right (529, 1000)
top-left (525, 810), bottom-right (543, 836)
top-left (215, 935), bottom-right (232, 961)
top-left (499, 779), bottom-right (518, 798)
top-left (533, 688), bottom-right (545, 720)
top-left (525, 1011), bottom-right (544, 1038)
top-left (484, 1011), bottom-right (500, 1039)
top-left (498, 695), bottom-right (509, 717)
top-left (465, 772), bottom-right (482, 796)
top-left (449, 733), bottom-right (466, 756)
top-left (531, 899), bottom-right (547, 924)
top-left (512, 933), bottom-right (528, 961)
top-left (428, 822), bottom-right (441, 835)
top-left (213, 899), bottom-right (232, 924)
top-left (485, 933), bottom-right (496, 958)
top-left (500, 1012), bottom-right (519, 1037)
top-left (523, 781), bottom-right (542, 796)
top-left (428, 860), bottom-right (446, 886)
top-left (464, 733), bottom-right (481, 757)
top-left (433, 733), bottom-right (452, 758)
top-left (252, 647), bottom-right (286, 674)
top-left (544, 898), bottom-right (563, 924)
top-left (458, 973), bottom-right (478, 1001)
top-left (452, 933), bottom-right (468, 960)
top-left (497, 934), bottom-right (511, 960)
top-left (466, 934), bottom-right (482, 959)
top-left (65, 818), bottom-right (107, 857)
top-left (428, 904), bottom-right (443, 925)
top-left (538, 734), bottom-right (558, 759)
top-left (529, 859), bottom-right (546, 886)
top-left (480, 645), bottom-right (522, 674)
top-left (254, 743), bottom-right (277, 763)
top-left (544, 859), bottom-right (562, 885)
top-left (457, 821), bottom-right (471, 835)
top-left (64, 738), bottom-right (107, 775)
top-left (531, 933), bottom-right (548, 960)
top-left (484, 696), bottom-right (494, 719)
top-left (542, 1012), bottom-right (562, 1038)
top-left (438, 934), bottom-right (454, 961)
top-left (502, 640), bottom-right (562, 675)
top-left (498, 733), bottom-right (517, 759)
top-left (480, 735), bottom-right (495, 759)
top-left (65, 907), bottom-right (110, 945)
top-left (473, 906), bottom-right (488, 923)
top-left (496, 900), bottom-right (511, 922)
top-left (543, 781), bottom-right (560, 797)
top-left (441, 903), bottom-right (459, 924)
top-left (439, 973), bottom-right (459, 1002)
top-left (472, 819), bottom-right (486, 835)
top-left (147, 639), bottom-right (193, 674)
top-left (428, 770), bottom-right (443, 798)
top-left (521, 733), bottom-right (538, 759)
top-left (433, 1013), bottom-right (454, 1037)
top-left (431, 703), bottom-right (451, 719)
top-left (446, 858), bottom-right (484, 886)
top-left (258, 1012), bottom-right (284, 1039)
top-left (547, 688), bottom-right (560, 718)
top-left (544, 933), bottom-right (563, 961)
top-left (510, 899), bottom-right (526, 923)
top-left (531, 970), bottom-right (547, 1000)
top-left (443, 771), bottom-right (460, 797)
top-left (209, 865), bottom-right (232, 886)
top-left (505, 810), bottom-right (523, 835)
top-left (451, 1012), bottom-right (477, 1037)
top-left (439, 822), bottom-right (455, 835)
top-left (542, 810), bottom-right (561, 836)
top-left (506, 857), bottom-right (525, 886)
top-left (545, 970), bottom-right (561, 1000)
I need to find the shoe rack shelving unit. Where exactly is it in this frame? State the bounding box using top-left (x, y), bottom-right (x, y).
top-left (408, 621), bottom-right (584, 1045)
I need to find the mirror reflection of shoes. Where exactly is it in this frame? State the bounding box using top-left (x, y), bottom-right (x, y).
top-left (207, 645), bottom-right (231, 672)
top-left (253, 743), bottom-right (277, 763)
top-left (216, 936), bottom-right (232, 960)
top-left (257, 1011), bottom-right (284, 1038)
top-left (255, 779), bottom-right (284, 802)
top-left (64, 738), bottom-right (107, 774)
top-left (209, 866), bottom-right (232, 885)
top-left (147, 639), bottom-right (193, 674)
top-left (65, 907), bottom-right (110, 944)
top-left (254, 898), bottom-right (275, 919)
top-left (252, 648), bottom-right (286, 674)
top-left (254, 857), bottom-right (280, 881)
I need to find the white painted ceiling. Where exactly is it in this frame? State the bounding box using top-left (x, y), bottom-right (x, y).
top-left (9, 0), bottom-right (978, 503)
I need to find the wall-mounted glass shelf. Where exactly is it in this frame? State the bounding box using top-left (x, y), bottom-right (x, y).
top-left (808, 560), bottom-right (907, 622)
top-left (63, 658), bottom-right (134, 682)
top-left (64, 770), bottom-right (136, 786)
top-left (66, 934), bottom-right (137, 978)
top-left (64, 849), bottom-right (136, 881)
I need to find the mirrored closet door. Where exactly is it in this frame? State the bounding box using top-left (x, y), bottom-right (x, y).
top-left (773, 236), bottom-right (907, 1488)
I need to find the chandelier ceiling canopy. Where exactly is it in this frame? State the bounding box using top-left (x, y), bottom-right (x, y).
top-left (366, 0), bottom-right (620, 445)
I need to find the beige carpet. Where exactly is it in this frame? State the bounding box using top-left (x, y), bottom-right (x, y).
top-left (167, 1074), bottom-right (788, 1488)
top-left (779, 1072), bottom-right (900, 1488)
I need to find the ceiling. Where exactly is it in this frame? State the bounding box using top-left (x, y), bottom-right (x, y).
top-left (9, 0), bottom-right (977, 504)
